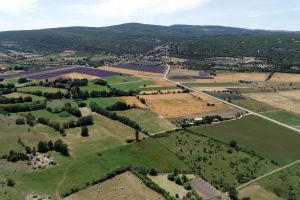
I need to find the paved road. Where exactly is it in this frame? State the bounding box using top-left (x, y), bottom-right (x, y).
top-left (236, 159), bottom-right (300, 190)
top-left (163, 64), bottom-right (300, 133)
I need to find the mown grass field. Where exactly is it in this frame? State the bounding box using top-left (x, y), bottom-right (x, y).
top-left (22, 110), bottom-right (77, 123)
top-left (18, 86), bottom-right (67, 94)
top-left (46, 99), bottom-right (78, 112)
top-left (117, 109), bottom-right (176, 134)
top-left (3, 92), bottom-right (45, 102)
top-left (262, 110), bottom-right (300, 127)
top-left (80, 82), bottom-right (107, 93)
top-left (155, 130), bottom-right (277, 191)
top-left (83, 97), bottom-right (118, 109)
top-left (258, 163), bottom-right (300, 200)
top-left (232, 98), bottom-right (277, 113)
top-left (188, 115), bottom-right (300, 164)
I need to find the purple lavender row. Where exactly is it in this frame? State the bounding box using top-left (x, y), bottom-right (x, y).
top-left (26, 67), bottom-right (125, 80)
top-left (110, 64), bottom-right (166, 74)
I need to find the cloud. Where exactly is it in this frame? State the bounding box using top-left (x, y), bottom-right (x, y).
top-left (69, 0), bottom-right (209, 18)
top-left (0, 0), bottom-right (38, 15)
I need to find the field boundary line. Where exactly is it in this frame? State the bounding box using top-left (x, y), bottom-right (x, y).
top-left (236, 159), bottom-right (300, 190)
top-left (163, 64), bottom-right (300, 134)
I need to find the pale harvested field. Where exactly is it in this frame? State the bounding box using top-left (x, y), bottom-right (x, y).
top-left (194, 86), bottom-right (248, 92)
top-left (140, 92), bottom-right (229, 118)
top-left (201, 72), bottom-right (268, 83)
top-left (79, 107), bottom-right (92, 116)
top-left (61, 72), bottom-right (99, 80)
top-left (148, 174), bottom-right (195, 199)
top-left (245, 90), bottom-right (300, 115)
top-left (238, 184), bottom-right (283, 200)
top-left (169, 69), bottom-right (268, 83)
top-left (101, 66), bottom-right (163, 77)
top-left (119, 96), bottom-right (148, 109)
top-left (65, 171), bottom-right (165, 200)
top-left (270, 73), bottom-right (300, 82)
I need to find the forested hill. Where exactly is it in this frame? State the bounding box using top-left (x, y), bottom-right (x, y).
top-left (0, 23), bottom-right (300, 66)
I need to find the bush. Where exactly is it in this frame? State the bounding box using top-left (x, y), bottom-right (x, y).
top-left (174, 175), bottom-right (182, 185)
top-left (149, 168), bottom-right (158, 176)
top-left (37, 141), bottom-right (49, 153)
top-left (15, 118), bottom-right (25, 125)
top-left (229, 140), bottom-right (237, 148)
top-left (78, 102), bottom-right (87, 107)
top-left (107, 101), bottom-right (130, 111)
top-left (54, 139), bottom-right (69, 156)
top-left (6, 178), bottom-right (15, 187)
top-left (18, 77), bottom-right (29, 83)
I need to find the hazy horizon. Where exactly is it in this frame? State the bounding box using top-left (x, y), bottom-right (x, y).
top-left (0, 0), bottom-right (299, 32)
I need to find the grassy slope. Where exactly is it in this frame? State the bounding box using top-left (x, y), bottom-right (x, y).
top-left (83, 97), bottom-right (118, 109)
top-left (80, 83), bottom-right (107, 93)
top-left (232, 98), bottom-right (277, 113)
top-left (24, 110), bottom-right (77, 123)
top-left (2, 138), bottom-right (188, 199)
top-left (155, 131), bottom-right (276, 191)
top-left (46, 99), bottom-right (78, 112)
top-left (117, 109), bottom-right (176, 134)
top-left (3, 92), bottom-right (45, 102)
top-left (18, 86), bottom-right (67, 94)
top-left (258, 163), bottom-right (300, 200)
top-left (188, 115), bottom-right (300, 164)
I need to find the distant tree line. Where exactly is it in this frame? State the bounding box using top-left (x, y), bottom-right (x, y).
top-left (0, 101), bottom-right (46, 114)
top-left (0, 96), bottom-right (32, 104)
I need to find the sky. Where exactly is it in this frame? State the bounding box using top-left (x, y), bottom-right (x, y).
top-left (0, 0), bottom-right (299, 31)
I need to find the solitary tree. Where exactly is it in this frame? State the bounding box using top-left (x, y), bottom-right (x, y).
top-left (135, 129), bottom-right (140, 141)
top-left (81, 126), bottom-right (89, 137)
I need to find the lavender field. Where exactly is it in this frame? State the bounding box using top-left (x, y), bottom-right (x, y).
top-left (26, 67), bottom-right (123, 80)
top-left (110, 63), bottom-right (166, 74)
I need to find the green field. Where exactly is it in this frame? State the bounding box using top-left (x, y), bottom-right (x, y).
top-left (104, 75), bottom-right (155, 91)
top-left (46, 99), bottom-right (78, 112)
top-left (155, 131), bottom-right (276, 191)
top-left (0, 137), bottom-right (188, 199)
top-left (82, 97), bottom-right (118, 109)
top-left (18, 86), bottom-right (67, 94)
top-left (110, 80), bottom-right (154, 91)
top-left (117, 109), bottom-right (176, 134)
top-left (188, 115), bottom-right (300, 164)
top-left (3, 92), bottom-right (45, 102)
top-left (23, 110), bottom-right (77, 124)
top-left (184, 82), bottom-right (240, 87)
top-left (103, 75), bottom-right (142, 84)
top-left (262, 110), bottom-right (300, 127)
top-left (258, 163), bottom-right (300, 200)
top-left (233, 98), bottom-right (277, 113)
top-left (80, 82), bottom-right (107, 93)
top-left (0, 114), bottom-right (61, 155)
